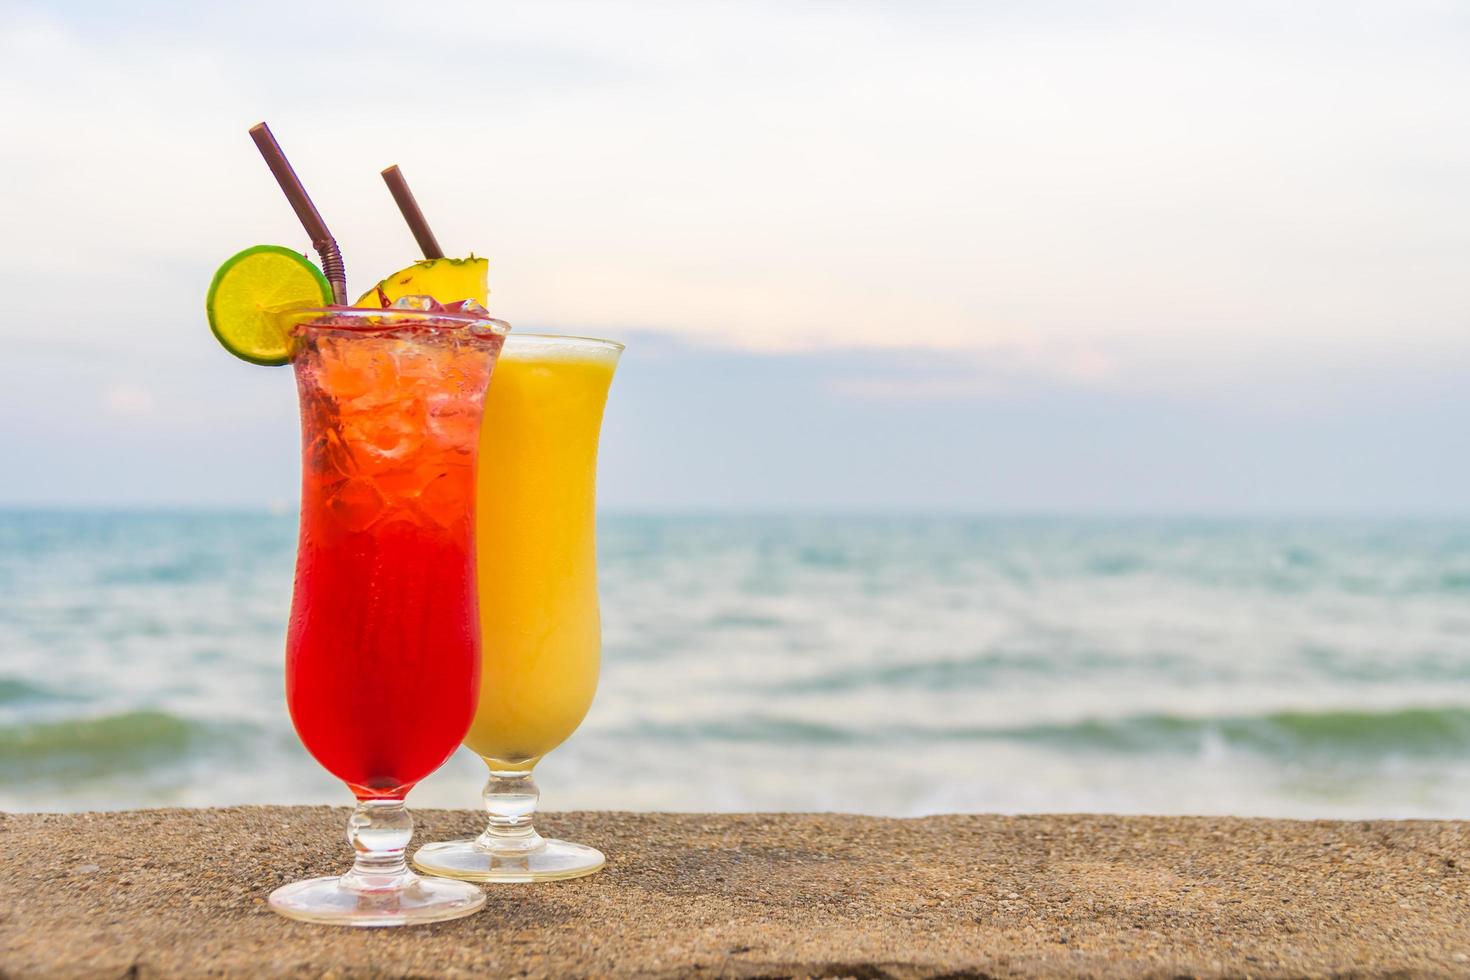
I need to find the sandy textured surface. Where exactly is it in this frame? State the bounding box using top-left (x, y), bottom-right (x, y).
top-left (2, 808), bottom-right (1469, 977)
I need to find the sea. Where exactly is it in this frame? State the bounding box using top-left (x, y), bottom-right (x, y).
top-left (3, 511), bottom-right (1470, 818)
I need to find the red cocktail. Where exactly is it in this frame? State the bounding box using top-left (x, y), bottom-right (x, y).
top-left (270, 305), bottom-right (506, 926)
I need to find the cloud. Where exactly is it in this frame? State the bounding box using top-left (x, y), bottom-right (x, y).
top-left (5, 0), bottom-right (1470, 376)
top-left (101, 384), bottom-right (156, 417)
top-left (3, 1), bottom-right (1470, 509)
top-left (3, 328), bottom-right (1468, 511)
top-left (824, 338), bottom-right (1122, 401)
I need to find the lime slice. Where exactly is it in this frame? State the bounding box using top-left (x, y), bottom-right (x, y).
top-left (206, 245), bottom-right (333, 366)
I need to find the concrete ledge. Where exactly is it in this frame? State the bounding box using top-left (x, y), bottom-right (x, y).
top-left (1, 807), bottom-right (1467, 977)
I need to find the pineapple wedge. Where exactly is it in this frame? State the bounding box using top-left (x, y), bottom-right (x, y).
top-left (353, 256), bottom-right (489, 308)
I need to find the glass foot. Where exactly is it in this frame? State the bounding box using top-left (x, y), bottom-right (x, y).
top-left (268, 872), bottom-right (485, 927)
top-left (414, 837), bottom-right (606, 883)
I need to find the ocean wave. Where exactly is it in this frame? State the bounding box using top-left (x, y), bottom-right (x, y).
top-left (0, 710), bottom-right (238, 781)
top-left (621, 706), bottom-right (1470, 759)
top-left (1436, 571), bottom-right (1470, 592)
top-left (96, 558), bottom-right (226, 586)
top-left (706, 611), bottom-right (787, 630)
top-left (999, 706), bottom-right (1470, 757)
top-left (777, 649), bottom-right (1208, 693)
top-left (625, 715), bottom-right (853, 744)
top-left (9, 512), bottom-right (1470, 813)
top-left (0, 677), bottom-right (75, 705)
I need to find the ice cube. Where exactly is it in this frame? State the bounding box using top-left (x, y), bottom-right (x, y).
top-left (392, 294), bottom-right (441, 312)
top-left (325, 478), bottom-right (387, 532)
top-left (426, 390), bottom-right (481, 450)
top-left (444, 298), bottom-right (489, 317)
top-left (314, 336), bottom-right (381, 402)
top-left (384, 340), bottom-right (443, 384)
top-left (347, 399), bottom-right (427, 462)
top-left (415, 467), bottom-right (472, 527)
top-left (303, 427), bottom-right (357, 477)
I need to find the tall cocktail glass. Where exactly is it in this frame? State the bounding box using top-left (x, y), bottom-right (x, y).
top-left (269, 306), bottom-right (507, 926)
top-left (415, 333), bottom-right (621, 882)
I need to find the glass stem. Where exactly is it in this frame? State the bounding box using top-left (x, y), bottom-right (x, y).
top-left (341, 799), bottom-right (414, 892)
top-left (477, 769), bottom-right (546, 854)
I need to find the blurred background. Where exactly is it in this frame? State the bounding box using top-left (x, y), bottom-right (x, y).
top-left (3, 0), bottom-right (1469, 817)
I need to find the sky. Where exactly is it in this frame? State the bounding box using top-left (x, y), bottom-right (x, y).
top-left (3, 0), bottom-right (1469, 511)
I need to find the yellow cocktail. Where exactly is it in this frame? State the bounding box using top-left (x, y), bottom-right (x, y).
top-left (415, 333), bottom-right (621, 882)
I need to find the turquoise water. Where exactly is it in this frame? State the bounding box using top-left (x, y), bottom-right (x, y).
top-left (3, 511), bottom-right (1470, 816)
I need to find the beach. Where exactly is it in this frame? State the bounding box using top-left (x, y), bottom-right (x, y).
top-left (3, 806), bottom-right (1468, 977)
top-left (8, 513), bottom-right (1470, 972)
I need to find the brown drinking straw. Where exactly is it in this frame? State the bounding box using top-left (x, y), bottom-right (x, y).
top-left (380, 165), bottom-right (445, 260)
top-left (248, 122), bottom-right (348, 305)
